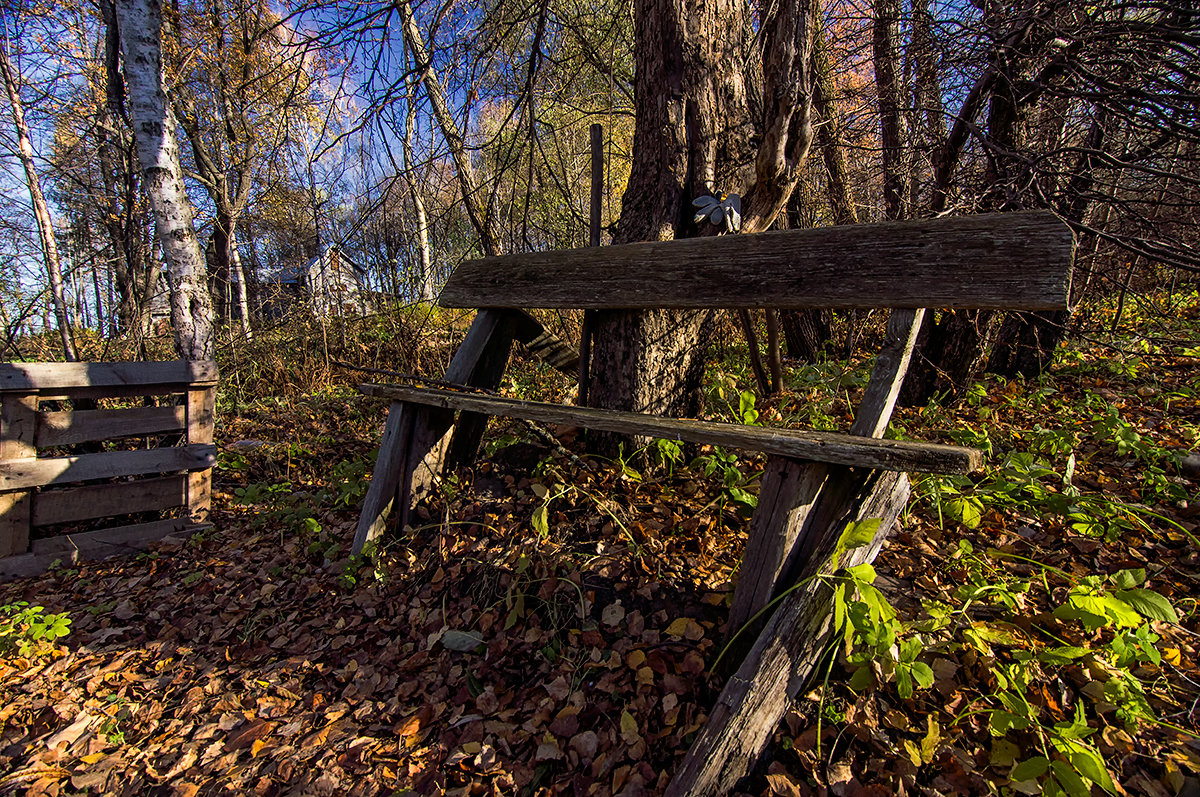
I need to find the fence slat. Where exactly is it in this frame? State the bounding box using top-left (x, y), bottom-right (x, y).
top-left (186, 387), bottom-right (216, 522)
top-left (31, 517), bottom-right (203, 558)
top-left (37, 405), bottom-right (186, 448)
top-left (1, 394), bottom-right (37, 556)
top-left (32, 474), bottom-right (189, 527)
top-left (0, 445), bottom-right (216, 491)
top-left (0, 360), bottom-right (218, 392)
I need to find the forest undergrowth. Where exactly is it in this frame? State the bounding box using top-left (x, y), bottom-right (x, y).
top-left (1, 293), bottom-right (1198, 796)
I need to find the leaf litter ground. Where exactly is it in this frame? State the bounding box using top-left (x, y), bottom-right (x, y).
top-left (1, 336), bottom-right (1199, 797)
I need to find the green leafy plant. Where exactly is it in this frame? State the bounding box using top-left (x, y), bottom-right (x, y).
top-left (692, 446), bottom-right (759, 512)
top-left (0, 602), bottom-right (71, 658)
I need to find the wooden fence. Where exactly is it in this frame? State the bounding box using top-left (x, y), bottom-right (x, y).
top-left (0, 361), bottom-right (218, 580)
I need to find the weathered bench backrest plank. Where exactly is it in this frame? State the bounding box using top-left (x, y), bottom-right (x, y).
top-left (440, 211), bottom-right (1073, 311)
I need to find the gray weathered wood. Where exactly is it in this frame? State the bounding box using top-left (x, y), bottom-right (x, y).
top-left (187, 388), bottom-right (216, 444)
top-left (0, 549), bottom-right (73, 581)
top-left (37, 405), bottom-right (187, 448)
top-left (32, 517), bottom-right (204, 557)
top-left (728, 457), bottom-right (828, 633)
top-left (729, 309), bottom-right (926, 632)
top-left (1, 394), bottom-right (37, 556)
top-left (361, 384), bottom-right (981, 474)
top-left (850, 309), bottom-right (925, 437)
top-left (0, 491), bottom-right (31, 557)
top-left (667, 471), bottom-right (910, 796)
top-left (186, 387), bottom-right (216, 521)
top-left (0, 360), bottom-right (218, 392)
top-left (2, 394), bottom-right (37, 456)
top-left (400, 310), bottom-right (523, 524)
top-left (0, 444), bottom-right (216, 491)
top-left (353, 402), bottom-right (415, 555)
top-left (440, 212), bottom-right (1072, 310)
top-left (444, 310), bottom-right (520, 470)
top-left (510, 310), bottom-right (579, 374)
top-left (32, 474), bottom-right (188, 527)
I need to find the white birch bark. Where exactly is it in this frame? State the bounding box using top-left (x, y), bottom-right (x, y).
top-left (403, 78), bottom-right (434, 301)
top-left (0, 47), bottom-right (78, 361)
top-left (230, 233), bottom-right (253, 339)
top-left (400, 2), bottom-right (500, 256)
top-left (115, 0), bottom-right (214, 360)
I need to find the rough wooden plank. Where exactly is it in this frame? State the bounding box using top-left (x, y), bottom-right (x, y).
top-left (850, 309), bottom-right (925, 437)
top-left (0, 444), bottom-right (217, 491)
top-left (0, 360), bottom-right (218, 393)
top-left (440, 212), bottom-right (1073, 310)
top-left (31, 474), bottom-right (189, 527)
top-left (188, 471), bottom-right (212, 523)
top-left (2, 394), bottom-right (38, 456)
top-left (0, 491), bottom-right (31, 557)
top-left (444, 310), bottom-right (520, 471)
top-left (510, 310), bottom-right (579, 375)
top-left (30, 385), bottom-right (191, 402)
top-left (729, 309), bottom-right (927, 632)
top-left (0, 549), bottom-right (72, 581)
top-left (352, 402), bottom-right (415, 554)
top-left (728, 458), bottom-right (826, 632)
top-left (37, 405), bottom-right (187, 448)
top-left (1, 394), bottom-right (37, 557)
top-left (187, 387), bottom-right (216, 445)
top-left (32, 518), bottom-right (205, 557)
top-left (667, 472), bottom-right (910, 796)
top-left (360, 385), bottom-right (981, 474)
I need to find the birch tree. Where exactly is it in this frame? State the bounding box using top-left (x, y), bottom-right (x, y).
top-left (0, 42), bottom-right (77, 360)
top-left (115, 0), bottom-right (214, 360)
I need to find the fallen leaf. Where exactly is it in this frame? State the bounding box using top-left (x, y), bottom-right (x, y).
top-left (224, 719), bottom-right (273, 752)
top-left (766, 772), bottom-right (804, 797)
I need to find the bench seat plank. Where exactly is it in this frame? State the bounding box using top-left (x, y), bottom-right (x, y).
top-left (359, 384), bottom-right (983, 474)
top-left (440, 211), bottom-right (1072, 311)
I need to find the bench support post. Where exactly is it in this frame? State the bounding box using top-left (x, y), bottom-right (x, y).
top-left (354, 309), bottom-right (524, 554)
top-left (667, 470), bottom-right (911, 796)
top-left (691, 309), bottom-right (924, 794)
top-left (729, 309), bottom-right (924, 632)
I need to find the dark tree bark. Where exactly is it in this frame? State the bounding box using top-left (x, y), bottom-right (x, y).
top-left (780, 308), bottom-right (830, 362)
top-left (586, 0), bottom-right (751, 431)
top-left (871, 0), bottom-right (907, 221)
top-left (588, 0), bottom-right (817, 431)
top-left (779, 9), bottom-right (853, 363)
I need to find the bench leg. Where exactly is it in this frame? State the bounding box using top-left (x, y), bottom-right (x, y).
top-left (729, 457), bottom-right (827, 632)
top-left (442, 310), bottom-right (521, 472)
top-left (352, 402), bottom-right (415, 554)
top-left (669, 471), bottom-right (910, 796)
top-left (728, 308), bottom-right (926, 637)
top-left (355, 310), bottom-right (525, 554)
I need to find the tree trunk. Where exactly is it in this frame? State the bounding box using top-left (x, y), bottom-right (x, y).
top-left (904, 11), bottom-right (1043, 404)
top-left (781, 308), bottom-right (830, 362)
top-left (231, 232), bottom-right (253, 339)
top-left (871, 0), bottom-right (907, 221)
top-left (989, 104), bottom-right (1116, 378)
top-left (401, 2), bottom-right (500, 257)
top-left (586, 0), bottom-right (752, 438)
top-left (0, 47), bottom-right (77, 362)
top-left (589, 0), bottom-right (816, 438)
top-left (116, 0), bottom-right (215, 361)
top-left (781, 12), bottom-right (852, 364)
top-left (813, 12), bottom-right (857, 227)
top-left (403, 76), bottom-right (434, 301)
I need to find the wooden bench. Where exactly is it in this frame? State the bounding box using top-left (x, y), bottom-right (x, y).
top-left (353, 210), bottom-right (1073, 794)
